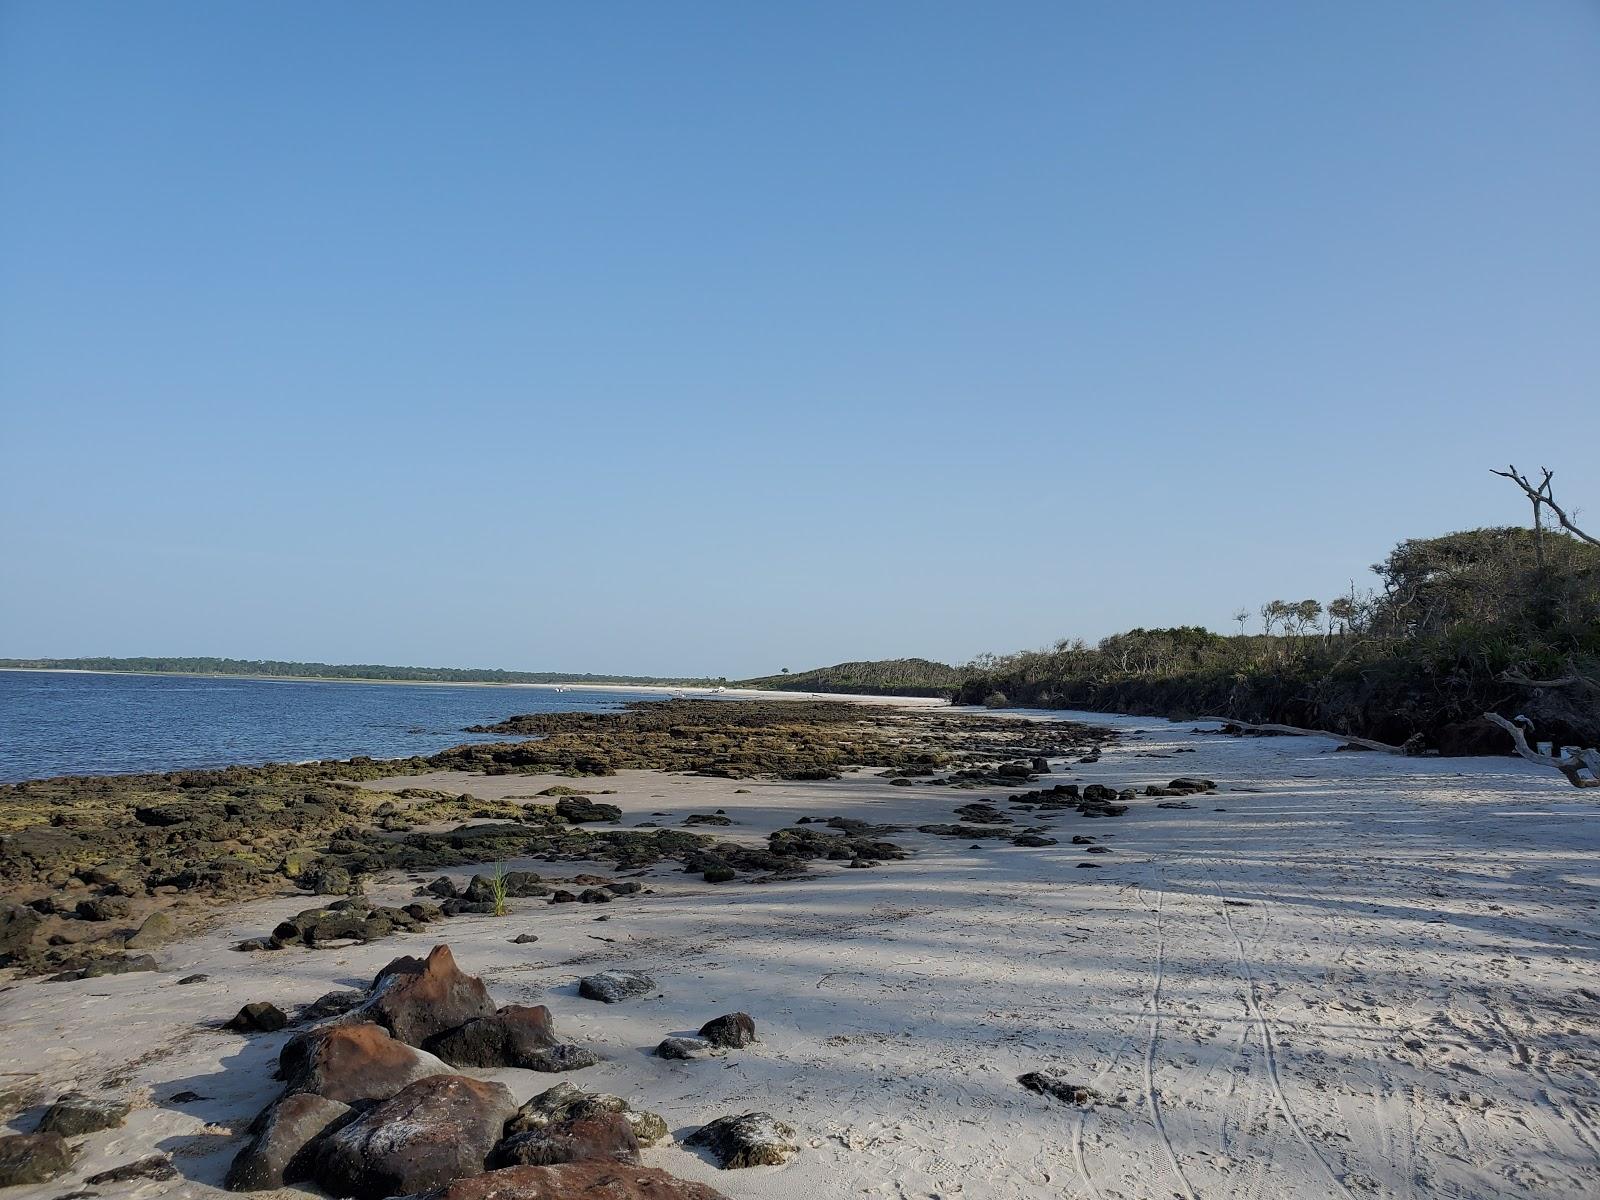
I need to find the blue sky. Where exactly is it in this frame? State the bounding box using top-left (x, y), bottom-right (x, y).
top-left (2, 2), bottom-right (1597, 677)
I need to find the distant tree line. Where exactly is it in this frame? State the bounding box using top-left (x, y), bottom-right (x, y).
top-left (739, 658), bottom-right (965, 698)
top-left (0, 656), bottom-right (719, 687)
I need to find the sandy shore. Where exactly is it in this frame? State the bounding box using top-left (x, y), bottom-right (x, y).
top-left (3, 711), bottom-right (1598, 1198)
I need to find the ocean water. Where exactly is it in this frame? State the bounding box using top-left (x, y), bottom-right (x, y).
top-left (0, 670), bottom-right (664, 783)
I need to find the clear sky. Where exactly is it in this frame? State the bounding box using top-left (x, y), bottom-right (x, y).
top-left (2, 2), bottom-right (1597, 678)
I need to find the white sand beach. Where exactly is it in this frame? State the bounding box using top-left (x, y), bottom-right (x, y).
top-left (3, 711), bottom-right (1597, 1199)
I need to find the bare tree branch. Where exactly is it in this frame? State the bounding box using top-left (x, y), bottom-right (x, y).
top-left (1482, 713), bottom-right (1600, 787)
top-left (1492, 465), bottom-right (1599, 547)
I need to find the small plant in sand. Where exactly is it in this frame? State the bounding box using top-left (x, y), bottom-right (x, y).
top-left (487, 862), bottom-right (510, 917)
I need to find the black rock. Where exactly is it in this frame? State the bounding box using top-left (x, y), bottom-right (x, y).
top-left (227, 1001), bottom-right (290, 1032)
top-left (698, 1012), bottom-right (756, 1049)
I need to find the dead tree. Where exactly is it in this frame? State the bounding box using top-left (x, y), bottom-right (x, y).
top-left (1492, 464), bottom-right (1600, 550)
top-left (1485, 466), bottom-right (1600, 786)
top-left (1482, 714), bottom-right (1600, 788)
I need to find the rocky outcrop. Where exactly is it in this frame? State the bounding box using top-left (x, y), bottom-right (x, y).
top-left (314, 1075), bottom-right (516, 1200)
top-left (280, 1023), bottom-right (452, 1105)
top-left (226, 1093), bottom-right (353, 1191)
top-left (272, 902), bottom-right (431, 948)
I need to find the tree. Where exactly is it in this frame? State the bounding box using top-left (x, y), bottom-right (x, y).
top-left (1284, 599), bottom-right (1323, 637)
top-left (1260, 600), bottom-right (1288, 636)
top-left (1327, 596), bottom-right (1355, 636)
top-left (1232, 608), bottom-right (1250, 636)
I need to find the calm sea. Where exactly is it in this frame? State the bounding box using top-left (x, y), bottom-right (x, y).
top-left (0, 670), bottom-right (665, 783)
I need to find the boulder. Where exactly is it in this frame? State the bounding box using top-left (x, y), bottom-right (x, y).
top-left (76, 894), bottom-right (134, 922)
top-left (125, 910), bottom-right (176, 949)
top-left (272, 906), bottom-right (394, 948)
top-left (0, 903), bottom-right (45, 964)
top-left (47, 953), bottom-right (158, 982)
top-left (297, 988), bottom-right (367, 1024)
top-left (557, 798), bottom-right (623, 824)
top-left (301, 866), bottom-right (353, 895)
top-left (37, 1090), bottom-right (130, 1136)
top-left (488, 1113), bottom-right (639, 1168)
top-left (367, 945), bottom-right (496, 1046)
top-left (683, 1112), bottom-right (798, 1168)
top-left (655, 1037), bottom-right (713, 1061)
top-left (506, 1084), bottom-right (667, 1147)
top-left (397, 1162), bottom-right (729, 1200)
top-left (227, 1001), bottom-right (289, 1032)
top-left (424, 1005), bottom-right (594, 1071)
top-left (578, 971), bottom-right (654, 1004)
top-left (227, 1093), bottom-right (353, 1191)
top-left (314, 1074), bottom-right (516, 1200)
top-left (0, 1132), bottom-right (75, 1186)
top-left (697, 1013), bottom-right (756, 1049)
top-left (520, 1043), bottom-right (602, 1072)
top-left (280, 1022), bottom-right (453, 1104)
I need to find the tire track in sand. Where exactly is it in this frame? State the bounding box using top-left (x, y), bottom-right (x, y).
top-left (1140, 886), bottom-right (1200, 1200)
top-left (1214, 884), bottom-right (1355, 1200)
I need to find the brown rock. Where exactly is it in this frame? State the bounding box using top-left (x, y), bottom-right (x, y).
top-left (368, 945), bottom-right (496, 1047)
top-left (314, 1074), bottom-right (516, 1200)
top-left (280, 1022), bottom-right (452, 1105)
top-left (400, 1162), bottom-right (730, 1200)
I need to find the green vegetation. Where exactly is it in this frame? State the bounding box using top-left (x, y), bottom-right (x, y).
top-left (0, 656), bottom-right (717, 687)
top-left (737, 657), bottom-right (964, 697)
top-left (956, 525), bottom-right (1600, 750)
top-left (486, 862), bottom-right (510, 917)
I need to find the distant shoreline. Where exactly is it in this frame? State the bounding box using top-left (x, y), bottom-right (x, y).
top-left (0, 667), bottom-right (947, 706)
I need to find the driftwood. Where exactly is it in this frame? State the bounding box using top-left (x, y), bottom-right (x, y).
top-left (1482, 713), bottom-right (1600, 788)
top-left (1199, 719), bottom-right (1420, 755)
